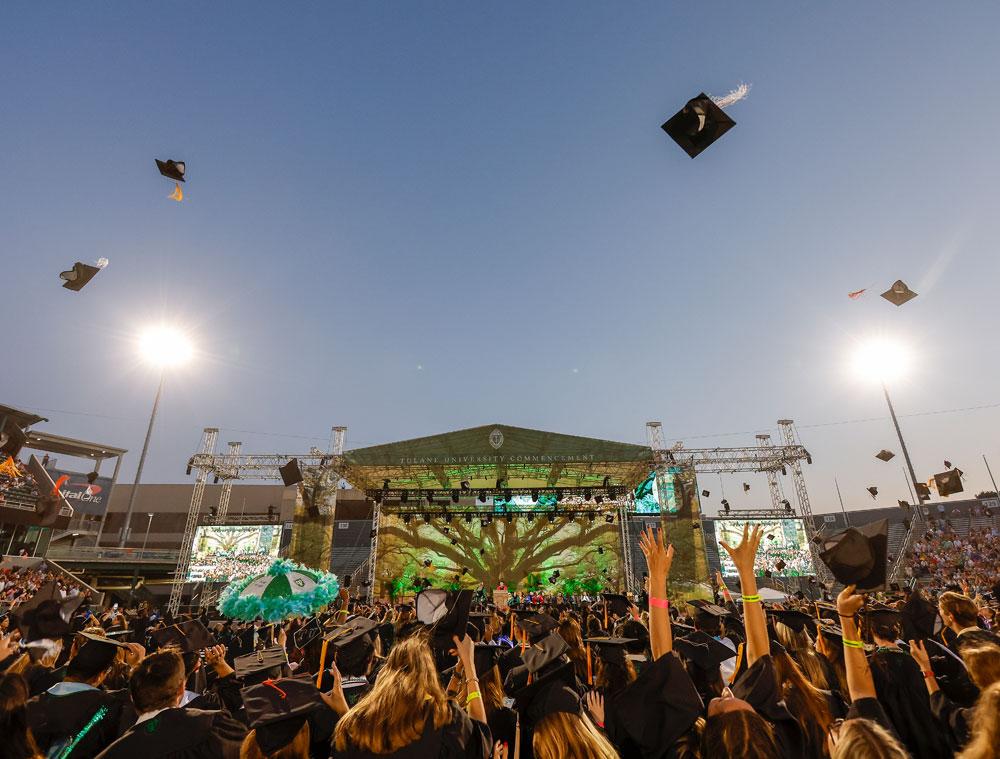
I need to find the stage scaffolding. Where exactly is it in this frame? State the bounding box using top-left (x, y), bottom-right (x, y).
top-left (173, 421), bottom-right (818, 610)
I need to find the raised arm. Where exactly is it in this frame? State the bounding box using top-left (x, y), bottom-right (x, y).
top-left (836, 584), bottom-right (876, 701)
top-left (719, 524), bottom-right (767, 664)
top-left (639, 526), bottom-right (674, 660)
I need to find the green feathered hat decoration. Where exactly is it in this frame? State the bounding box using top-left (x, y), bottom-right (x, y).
top-left (217, 559), bottom-right (340, 622)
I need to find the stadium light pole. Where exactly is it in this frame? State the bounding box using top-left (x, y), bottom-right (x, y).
top-left (851, 337), bottom-right (922, 501)
top-left (118, 326), bottom-right (193, 547)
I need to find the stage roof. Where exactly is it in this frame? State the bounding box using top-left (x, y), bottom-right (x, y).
top-left (25, 430), bottom-right (128, 461)
top-left (0, 403), bottom-right (48, 430)
top-left (340, 424), bottom-right (655, 491)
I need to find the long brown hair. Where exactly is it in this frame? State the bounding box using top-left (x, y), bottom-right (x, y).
top-left (333, 635), bottom-right (452, 754)
top-left (481, 665), bottom-right (505, 715)
top-left (962, 644), bottom-right (1000, 690)
top-left (558, 618), bottom-right (589, 683)
top-left (775, 622), bottom-right (830, 690)
top-left (0, 673), bottom-right (42, 759)
top-left (702, 710), bottom-right (778, 759)
top-left (772, 650), bottom-right (834, 750)
top-left (240, 721), bottom-right (310, 759)
top-left (532, 712), bottom-right (619, 759)
top-left (956, 682), bottom-right (1000, 759)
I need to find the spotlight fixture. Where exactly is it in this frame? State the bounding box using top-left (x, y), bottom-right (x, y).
top-left (426, 489), bottom-right (435, 503)
top-left (442, 527), bottom-right (450, 534)
top-left (602, 476), bottom-right (610, 487)
top-left (495, 478), bottom-right (504, 489)
top-left (401, 491), bottom-right (409, 504)
top-left (451, 490), bottom-right (460, 504)
top-left (583, 489), bottom-right (592, 501)
top-left (369, 529), bottom-right (377, 538)
top-left (185, 462), bottom-right (192, 476)
top-left (451, 538), bottom-right (458, 545)
top-left (505, 513), bottom-right (513, 523)
top-left (465, 514), bottom-right (472, 523)
top-left (374, 491), bottom-right (383, 504)
top-left (422, 513), bottom-right (431, 523)
top-left (481, 518), bottom-right (489, 527)
top-left (531, 489), bottom-right (539, 501)
top-left (588, 512), bottom-right (596, 522)
top-left (445, 513), bottom-right (453, 524)
top-left (555, 488), bottom-right (564, 502)
top-left (781, 498), bottom-right (791, 511)
top-left (527, 513), bottom-right (535, 522)
top-left (595, 495), bottom-right (604, 505)
top-left (461, 567), bottom-right (469, 575)
top-left (382, 479), bottom-right (390, 490)
top-left (478, 490), bottom-right (488, 503)
top-left (598, 546), bottom-right (604, 554)
top-left (423, 559), bottom-right (432, 567)
top-left (548, 513), bottom-right (555, 523)
top-left (503, 489), bottom-right (513, 502)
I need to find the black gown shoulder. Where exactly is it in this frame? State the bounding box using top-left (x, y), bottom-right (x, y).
top-left (95, 707), bottom-right (248, 759)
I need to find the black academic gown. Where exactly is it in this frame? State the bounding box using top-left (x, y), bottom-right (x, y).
top-left (870, 648), bottom-right (954, 759)
top-left (28, 686), bottom-right (136, 758)
top-left (96, 707), bottom-right (248, 759)
top-left (730, 656), bottom-right (805, 759)
top-left (330, 702), bottom-right (491, 759)
top-left (948, 627), bottom-right (1000, 657)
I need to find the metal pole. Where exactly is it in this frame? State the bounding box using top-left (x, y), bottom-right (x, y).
top-left (96, 453), bottom-right (124, 548)
top-left (119, 372), bottom-right (165, 547)
top-left (882, 382), bottom-right (921, 500)
top-left (984, 455), bottom-right (1000, 499)
top-left (834, 478), bottom-right (850, 527)
top-left (141, 513), bottom-right (154, 555)
top-left (903, 468), bottom-right (917, 505)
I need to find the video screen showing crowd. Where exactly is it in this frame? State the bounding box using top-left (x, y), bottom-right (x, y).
top-left (2, 517), bottom-right (1000, 759)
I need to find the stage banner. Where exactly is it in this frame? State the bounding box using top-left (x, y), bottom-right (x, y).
top-left (43, 466), bottom-right (115, 516)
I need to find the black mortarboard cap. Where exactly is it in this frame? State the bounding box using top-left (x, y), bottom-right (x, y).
top-left (661, 93), bottom-right (736, 158)
top-left (241, 677), bottom-right (322, 754)
top-left (473, 643), bottom-right (503, 675)
top-left (13, 582), bottom-right (83, 642)
top-left (768, 609), bottom-right (815, 634)
top-left (867, 486), bottom-right (878, 499)
top-left (934, 470), bottom-right (964, 496)
top-left (816, 619), bottom-right (843, 642)
top-left (900, 594), bottom-right (941, 640)
top-left (279, 459), bottom-right (303, 487)
top-left (674, 631), bottom-right (735, 671)
top-left (875, 449), bottom-right (895, 462)
top-left (915, 482), bottom-right (931, 500)
top-left (880, 279), bottom-right (918, 306)
top-left (866, 605), bottom-right (902, 634)
top-left (155, 159), bottom-right (186, 182)
top-left (416, 589), bottom-right (473, 646)
top-left (701, 489), bottom-right (711, 498)
top-left (60, 262), bottom-right (101, 292)
top-left (602, 593), bottom-right (631, 618)
top-left (585, 637), bottom-right (637, 668)
top-left (322, 617), bottom-right (378, 676)
top-left (71, 634), bottom-right (126, 674)
top-left (814, 601), bottom-right (839, 622)
top-left (612, 652), bottom-right (704, 753)
top-left (688, 599), bottom-right (730, 618)
top-left (515, 611), bottom-right (560, 640)
top-left (522, 632), bottom-right (569, 675)
top-left (511, 635), bottom-right (579, 724)
top-left (292, 618), bottom-right (323, 650)
top-left (818, 518), bottom-right (888, 591)
top-left (150, 619), bottom-right (216, 653)
top-left (774, 559), bottom-right (787, 572)
top-left (234, 646), bottom-right (290, 684)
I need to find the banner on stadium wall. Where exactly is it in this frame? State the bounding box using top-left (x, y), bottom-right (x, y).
top-left (44, 467), bottom-right (115, 516)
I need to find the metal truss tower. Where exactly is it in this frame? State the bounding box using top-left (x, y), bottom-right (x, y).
top-left (755, 434), bottom-right (786, 511)
top-left (618, 503), bottom-right (636, 594)
top-left (169, 428), bottom-right (218, 615)
top-left (366, 499), bottom-right (381, 602)
top-left (216, 441), bottom-right (242, 521)
top-left (776, 419), bottom-right (829, 580)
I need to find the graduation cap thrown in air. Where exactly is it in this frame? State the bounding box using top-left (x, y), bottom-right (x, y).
top-left (155, 159), bottom-right (186, 182)
top-left (701, 490), bottom-right (711, 498)
top-left (743, 483), bottom-right (751, 492)
top-left (875, 449), bottom-right (895, 462)
top-left (279, 459), bottom-right (303, 487)
top-left (818, 518), bottom-right (888, 591)
top-left (867, 486), bottom-right (879, 499)
top-left (934, 469), bottom-right (964, 497)
top-left (241, 677), bottom-right (324, 754)
top-left (660, 93), bottom-right (736, 158)
top-left (59, 262), bottom-right (102, 292)
top-left (880, 280), bottom-right (918, 307)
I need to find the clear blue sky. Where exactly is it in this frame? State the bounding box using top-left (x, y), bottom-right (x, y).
top-left (3, 3), bottom-right (1000, 513)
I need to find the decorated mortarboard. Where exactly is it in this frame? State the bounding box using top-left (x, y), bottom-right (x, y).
top-left (235, 646), bottom-right (290, 685)
top-left (150, 619), bottom-right (216, 652)
top-left (880, 279), bottom-right (918, 307)
top-left (661, 93), bottom-right (736, 158)
top-left (59, 262), bottom-right (102, 292)
top-left (76, 630), bottom-right (131, 649)
top-left (816, 619), bottom-right (844, 641)
top-left (320, 617), bottom-right (378, 676)
top-left (292, 618), bottom-right (323, 650)
top-left (585, 637), bottom-right (638, 668)
top-left (241, 676), bottom-right (323, 754)
top-left (279, 459), bottom-right (303, 487)
top-left (674, 631), bottom-right (735, 671)
top-left (818, 518), bottom-right (888, 591)
top-left (611, 652), bottom-right (704, 755)
top-left (814, 601), bottom-right (839, 622)
top-left (602, 593), bottom-right (631, 618)
top-left (768, 609), bottom-right (815, 634)
top-left (875, 449), bottom-right (896, 462)
top-left (934, 469), bottom-right (964, 497)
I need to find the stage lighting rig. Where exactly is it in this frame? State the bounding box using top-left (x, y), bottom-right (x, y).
top-left (451, 490), bottom-right (460, 503)
top-left (583, 489), bottom-right (592, 501)
top-left (478, 490), bottom-right (488, 503)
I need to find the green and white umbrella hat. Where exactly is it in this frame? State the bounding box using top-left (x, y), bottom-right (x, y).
top-left (218, 559), bottom-right (340, 622)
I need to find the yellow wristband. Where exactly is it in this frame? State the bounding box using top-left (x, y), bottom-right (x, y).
top-left (842, 638), bottom-right (864, 649)
top-left (741, 594), bottom-right (761, 603)
top-left (466, 690), bottom-right (481, 704)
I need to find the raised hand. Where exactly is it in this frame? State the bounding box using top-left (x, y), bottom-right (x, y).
top-left (638, 526), bottom-right (675, 578)
top-left (836, 584), bottom-right (865, 618)
top-left (585, 690), bottom-right (605, 726)
top-left (718, 523), bottom-right (763, 575)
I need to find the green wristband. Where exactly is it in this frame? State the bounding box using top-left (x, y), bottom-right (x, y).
top-left (842, 638), bottom-right (864, 649)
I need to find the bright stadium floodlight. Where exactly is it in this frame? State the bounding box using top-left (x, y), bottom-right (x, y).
top-left (850, 336), bottom-right (911, 384)
top-left (139, 325), bottom-right (194, 368)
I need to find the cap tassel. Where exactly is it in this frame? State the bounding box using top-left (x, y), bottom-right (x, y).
top-left (262, 680), bottom-right (288, 699)
top-left (316, 639), bottom-right (329, 688)
top-left (586, 644), bottom-right (593, 685)
top-left (169, 183), bottom-right (183, 202)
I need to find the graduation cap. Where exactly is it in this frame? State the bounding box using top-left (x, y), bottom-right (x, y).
top-left (241, 677), bottom-right (323, 754)
top-left (818, 519), bottom-right (888, 591)
top-left (661, 93), bottom-right (736, 158)
top-left (674, 631), bottom-right (735, 671)
top-left (943, 460), bottom-right (953, 470)
top-left (814, 601), bottom-right (839, 622)
top-left (150, 619), bottom-right (216, 653)
top-left (687, 599), bottom-right (731, 619)
top-left (743, 483), bottom-right (751, 492)
top-left (511, 634), bottom-right (579, 723)
top-left (701, 489), bottom-right (711, 498)
top-left (866, 605), bottom-right (902, 636)
top-left (279, 459), bottom-right (303, 487)
top-left (13, 582), bottom-right (84, 642)
top-left (611, 652), bottom-right (704, 754)
top-left (472, 643), bottom-right (503, 675)
top-left (915, 482), bottom-right (931, 500)
top-left (774, 560), bottom-right (787, 572)
top-left (900, 594), bottom-right (941, 640)
top-left (934, 469), bottom-right (964, 497)
top-left (514, 611), bottom-right (560, 641)
top-left (70, 632), bottom-right (129, 675)
top-left (416, 589), bottom-right (473, 646)
top-left (768, 609), bottom-right (814, 634)
top-left (320, 617), bottom-right (378, 676)
top-left (292, 619), bottom-right (323, 650)
top-left (867, 486), bottom-right (879, 499)
top-left (585, 637), bottom-right (637, 668)
top-left (155, 158), bottom-right (186, 182)
top-left (59, 262), bottom-right (102, 292)
top-left (602, 593), bottom-right (631, 618)
top-left (875, 449), bottom-right (896, 462)
top-left (234, 646), bottom-right (290, 685)
top-left (880, 279), bottom-right (918, 307)
top-left (816, 619), bottom-right (843, 643)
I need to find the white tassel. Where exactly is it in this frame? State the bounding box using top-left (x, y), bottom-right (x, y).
top-left (711, 83), bottom-right (751, 109)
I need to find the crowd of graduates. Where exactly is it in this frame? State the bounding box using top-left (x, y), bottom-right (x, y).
top-left (1, 522), bottom-right (999, 759)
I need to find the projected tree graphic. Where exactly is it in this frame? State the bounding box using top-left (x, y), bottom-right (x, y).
top-left (376, 514), bottom-right (619, 593)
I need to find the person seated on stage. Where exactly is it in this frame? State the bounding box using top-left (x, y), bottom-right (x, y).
top-left (96, 650), bottom-right (248, 759)
top-left (331, 633), bottom-right (494, 758)
top-left (27, 634), bottom-right (141, 758)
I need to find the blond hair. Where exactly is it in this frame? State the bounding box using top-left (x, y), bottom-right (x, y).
top-left (832, 718), bottom-right (909, 759)
top-left (240, 721), bottom-right (310, 759)
top-left (956, 682), bottom-right (1000, 759)
top-left (533, 712), bottom-right (619, 759)
top-left (962, 644), bottom-right (1000, 690)
top-left (333, 635), bottom-right (451, 754)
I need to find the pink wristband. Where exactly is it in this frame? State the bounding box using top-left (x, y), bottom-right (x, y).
top-left (649, 597), bottom-right (669, 609)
